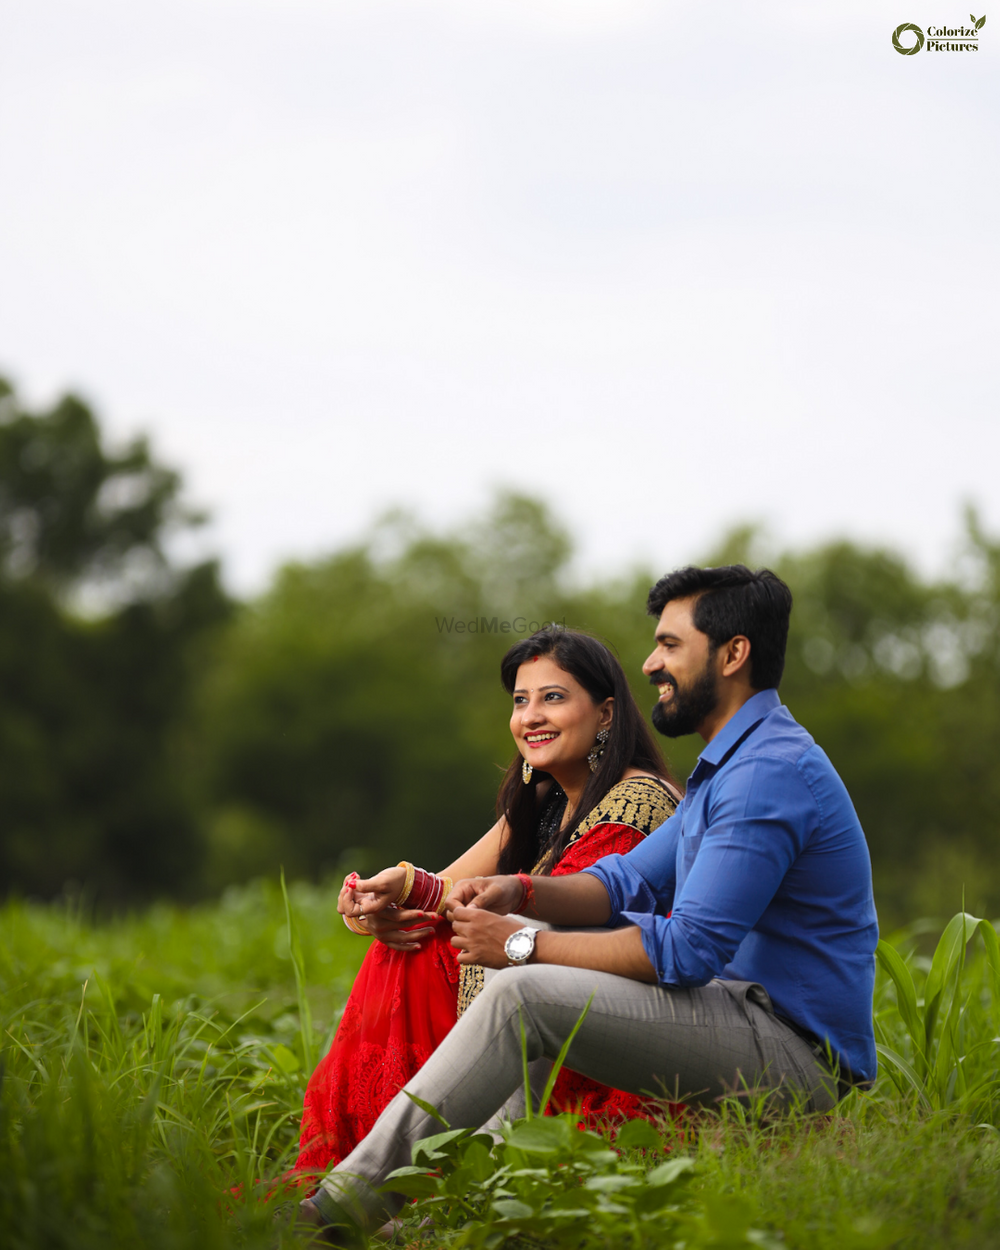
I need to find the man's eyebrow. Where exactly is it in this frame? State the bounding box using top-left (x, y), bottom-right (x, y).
top-left (513, 683), bottom-right (570, 694)
top-left (655, 631), bottom-right (682, 644)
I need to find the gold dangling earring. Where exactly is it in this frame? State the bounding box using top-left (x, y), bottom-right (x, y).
top-left (587, 728), bottom-right (610, 774)
top-left (522, 758), bottom-right (533, 784)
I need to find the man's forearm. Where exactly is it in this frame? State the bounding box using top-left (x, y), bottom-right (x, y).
top-left (528, 873), bottom-right (613, 927)
top-left (532, 924), bottom-right (657, 983)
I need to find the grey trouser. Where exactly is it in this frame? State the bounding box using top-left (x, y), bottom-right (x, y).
top-left (317, 963), bottom-right (837, 1228)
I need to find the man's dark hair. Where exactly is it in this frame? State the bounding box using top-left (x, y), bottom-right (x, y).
top-left (646, 565), bottom-right (793, 690)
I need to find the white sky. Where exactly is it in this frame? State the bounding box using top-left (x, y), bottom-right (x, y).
top-left (1, 0), bottom-right (997, 594)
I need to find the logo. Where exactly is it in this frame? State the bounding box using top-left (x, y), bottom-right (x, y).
top-left (892, 21), bottom-right (925, 51)
top-left (892, 13), bottom-right (985, 53)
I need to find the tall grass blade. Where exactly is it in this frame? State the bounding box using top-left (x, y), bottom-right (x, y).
top-left (876, 940), bottom-right (926, 1076)
top-left (923, 911), bottom-right (980, 1055)
top-left (537, 991), bottom-right (595, 1117)
top-left (516, 1007), bottom-right (534, 1121)
top-left (280, 868), bottom-right (316, 1076)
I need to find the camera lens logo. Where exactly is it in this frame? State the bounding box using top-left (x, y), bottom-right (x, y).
top-left (892, 22), bottom-right (925, 52)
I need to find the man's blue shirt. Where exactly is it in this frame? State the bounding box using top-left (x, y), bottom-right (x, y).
top-left (583, 689), bottom-right (879, 1083)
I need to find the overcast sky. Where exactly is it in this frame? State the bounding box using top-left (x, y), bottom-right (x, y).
top-left (1, 0), bottom-right (997, 594)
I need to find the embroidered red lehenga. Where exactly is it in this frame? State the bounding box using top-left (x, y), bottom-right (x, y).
top-left (293, 776), bottom-right (677, 1176)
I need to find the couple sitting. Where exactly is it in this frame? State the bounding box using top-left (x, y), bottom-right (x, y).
top-left (292, 563), bottom-right (879, 1243)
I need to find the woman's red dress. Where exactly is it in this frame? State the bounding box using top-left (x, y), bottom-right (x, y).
top-left (294, 782), bottom-right (677, 1176)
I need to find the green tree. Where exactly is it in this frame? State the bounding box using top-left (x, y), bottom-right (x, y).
top-left (198, 499), bottom-right (1000, 924)
top-left (0, 376), bottom-right (231, 902)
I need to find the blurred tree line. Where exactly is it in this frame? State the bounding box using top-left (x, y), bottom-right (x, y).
top-left (2, 376), bottom-right (998, 925)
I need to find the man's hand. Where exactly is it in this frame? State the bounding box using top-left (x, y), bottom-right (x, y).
top-left (450, 906), bottom-right (524, 967)
top-left (445, 874), bottom-right (526, 918)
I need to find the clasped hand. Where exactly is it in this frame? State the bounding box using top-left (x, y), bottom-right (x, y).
top-left (338, 867), bottom-right (440, 953)
top-left (444, 874), bottom-right (531, 969)
top-left (338, 870), bottom-right (531, 965)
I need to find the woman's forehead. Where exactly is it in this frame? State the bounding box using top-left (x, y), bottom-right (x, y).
top-left (514, 655), bottom-right (577, 690)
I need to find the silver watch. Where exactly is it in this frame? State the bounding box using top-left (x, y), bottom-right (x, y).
top-left (504, 926), bottom-right (537, 966)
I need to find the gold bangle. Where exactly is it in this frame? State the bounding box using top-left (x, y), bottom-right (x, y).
top-left (435, 876), bottom-right (454, 914)
top-left (342, 913), bottom-right (370, 936)
top-left (395, 861), bottom-right (416, 905)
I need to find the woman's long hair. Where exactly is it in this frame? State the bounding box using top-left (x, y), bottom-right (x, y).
top-left (495, 629), bottom-right (676, 876)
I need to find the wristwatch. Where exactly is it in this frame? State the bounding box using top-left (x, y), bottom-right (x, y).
top-left (504, 926), bottom-right (537, 966)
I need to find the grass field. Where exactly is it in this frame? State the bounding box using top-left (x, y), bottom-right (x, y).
top-left (1, 879), bottom-right (999, 1249)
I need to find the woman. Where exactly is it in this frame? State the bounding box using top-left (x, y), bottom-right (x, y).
top-left (293, 629), bottom-right (680, 1178)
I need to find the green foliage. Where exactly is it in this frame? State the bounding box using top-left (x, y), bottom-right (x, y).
top-left (383, 1115), bottom-right (714, 1250)
top-left (195, 494), bottom-right (585, 882)
top-left (4, 372), bottom-right (1000, 927)
top-left (2, 887), bottom-right (1000, 1248)
top-left (197, 505), bottom-right (1000, 924)
top-left (0, 375), bottom-right (196, 589)
top-left (0, 375), bottom-right (231, 902)
top-left (875, 913), bottom-right (1000, 1116)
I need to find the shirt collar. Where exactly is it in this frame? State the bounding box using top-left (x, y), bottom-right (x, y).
top-left (697, 687), bottom-right (782, 768)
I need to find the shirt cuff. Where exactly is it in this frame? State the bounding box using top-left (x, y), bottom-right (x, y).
top-left (623, 910), bottom-right (669, 982)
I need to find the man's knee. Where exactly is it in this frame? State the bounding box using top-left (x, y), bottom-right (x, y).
top-left (474, 965), bottom-right (600, 1042)
top-left (475, 964), bottom-right (549, 1016)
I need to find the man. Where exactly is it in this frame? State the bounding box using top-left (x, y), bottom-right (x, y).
top-left (300, 564), bottom-right (878, 1244)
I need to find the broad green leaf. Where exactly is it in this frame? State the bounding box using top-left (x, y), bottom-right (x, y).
top-left (584, 1173), bottom-right (635, 1193)
top-left (634, 1183), bottom-right (686, 1216)
top-left (614, 1117), bottom-right (662, 1151)
top-left (270, 1043), bottom-right (300, 1074)
top-left (977, 15), bottom-right (986, 28)
top-left (412, 1126), bottom-right (474, 1165)
top-left (505, 1116), bottom-right (573, 1153)
top-left (491, 1198), bottom-right (534, 1220)
top-left (461, 1139), bottom-right (496, 1183)
top-left (647, 1156), bottom-right (696, 1186)
top-left (379, 1166), bottom-right (440, 1199)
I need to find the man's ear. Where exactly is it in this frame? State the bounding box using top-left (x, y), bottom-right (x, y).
top-left (720, 636), bottom-right (752, 680)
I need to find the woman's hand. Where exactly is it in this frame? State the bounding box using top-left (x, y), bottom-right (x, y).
top-left (338, 868), bottom-right (441, 952)
top-left (363, 905), bottom-right (441, 952)
top-left (450, 907), bottom-right (523, 967)
top-left (444, 874), bottom-right (526, 918)
top-left (338, 867), bottom-right (407, 919)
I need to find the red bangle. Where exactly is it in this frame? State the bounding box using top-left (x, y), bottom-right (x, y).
top-left (515, 873), bottom-right (534, 914)
top-left (406, 867), bottom-right (451, 914)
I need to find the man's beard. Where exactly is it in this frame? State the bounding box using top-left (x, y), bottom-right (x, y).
top-left (650, 657), bottom-right (720, 738)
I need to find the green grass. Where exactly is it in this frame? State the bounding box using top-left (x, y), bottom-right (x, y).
top-left (1, 881), bottom-right (998, 1248)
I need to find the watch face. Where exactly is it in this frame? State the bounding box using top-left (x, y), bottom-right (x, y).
top-left (506, 930), bottom-right (535, 962)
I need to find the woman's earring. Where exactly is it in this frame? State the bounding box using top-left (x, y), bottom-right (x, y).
top-left (522, 758), bottom-right (533, 784)
top-left (587, 728), bottom-right (610, 774)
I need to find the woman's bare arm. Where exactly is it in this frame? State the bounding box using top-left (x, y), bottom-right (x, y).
top-left (439, 815), bottom-right (509, 880)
